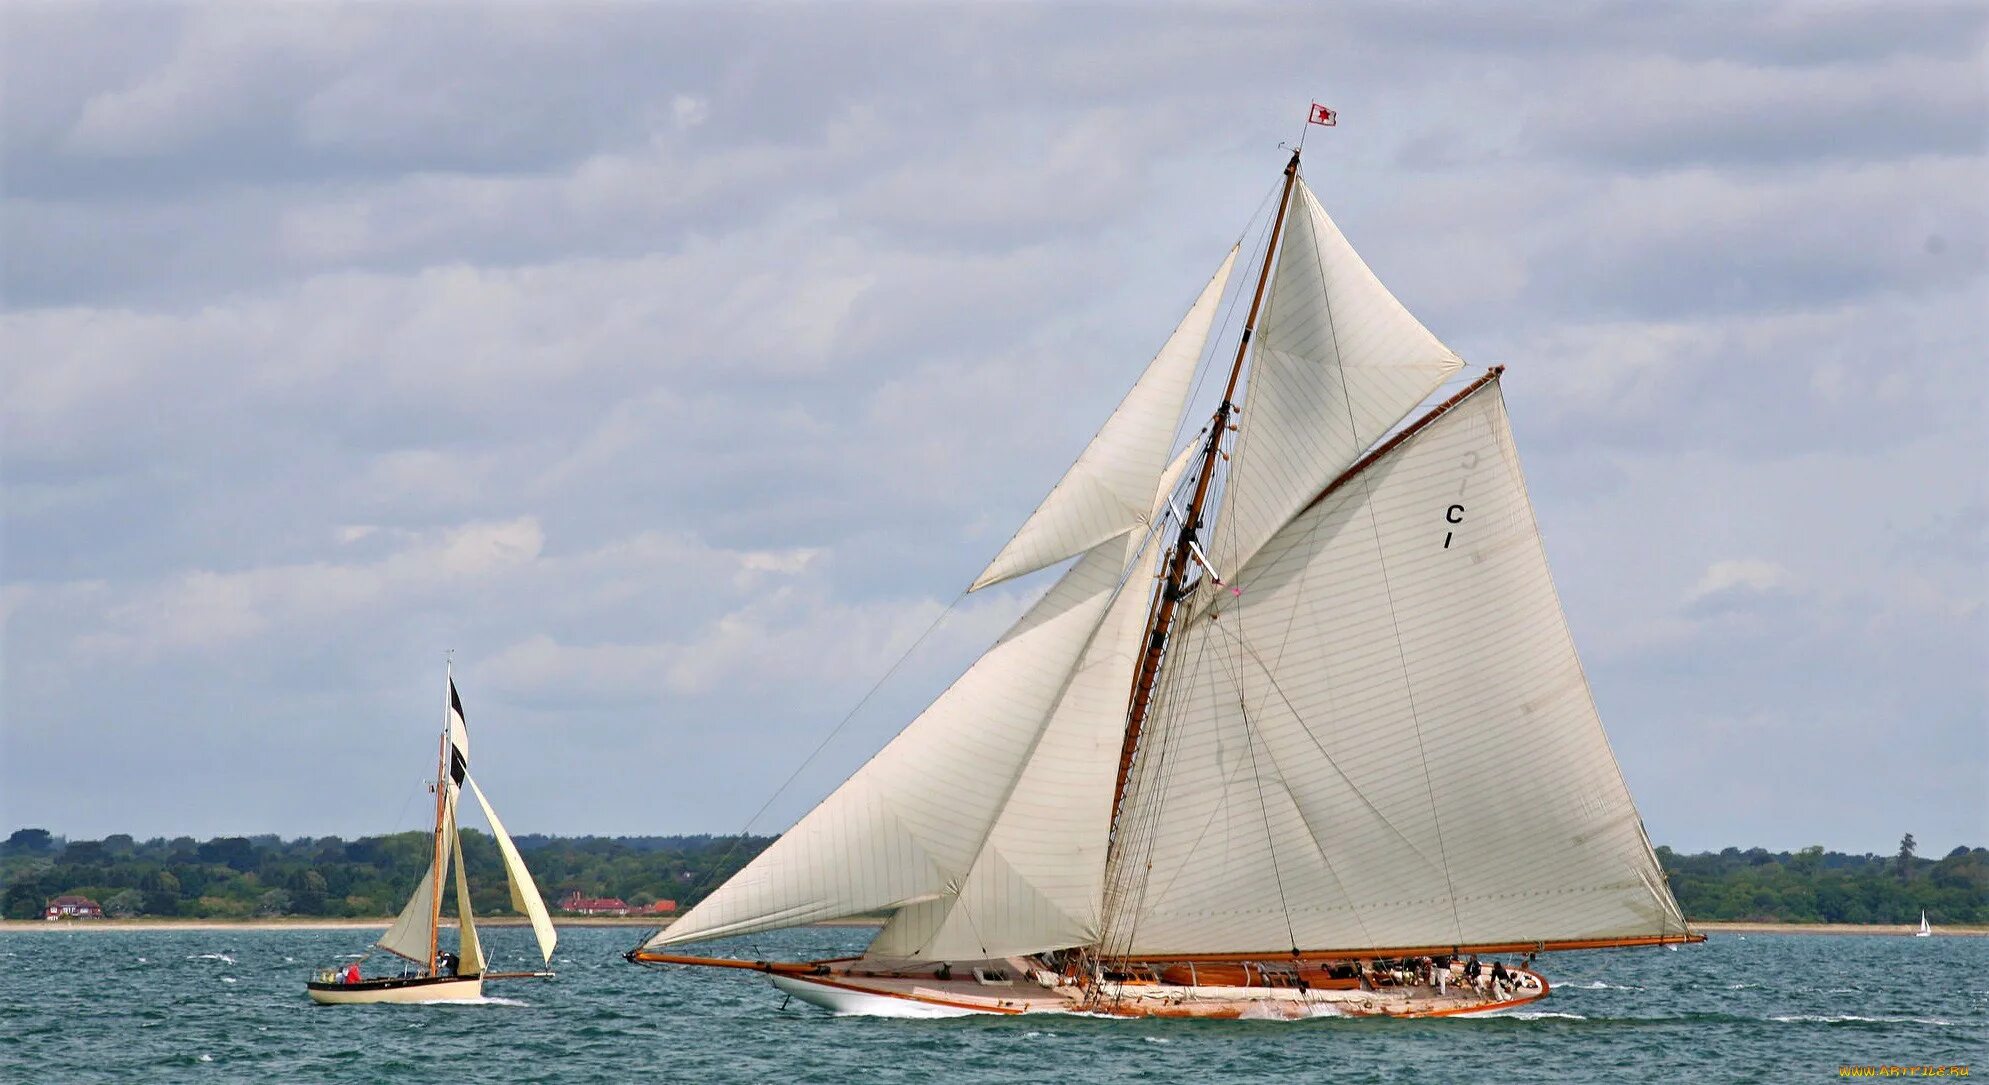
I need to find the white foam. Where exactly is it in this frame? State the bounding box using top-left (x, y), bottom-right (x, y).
top-left (1575, 981), bottom-right (1641, 991)
top-left (426, 996), bottom-right (531, 1007)
top-left (1770, 1014), bottom-right (1952, 1025)
top-left (198, 1055), bottom-right (214, 1063)
top-left (187, 953), bottom-right (234, 964)
top-left (1502, 1011), bottom-right (1587, 1020)
top-left (220, 977), bottom-right (238, 984)
top-left (1143, 1036), bottom-right (1171, 1044)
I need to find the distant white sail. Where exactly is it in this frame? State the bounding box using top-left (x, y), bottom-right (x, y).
top-left (971, 247), bottom-right (1237, 592)
top-left (467, 775), bottom-right (558, 963)
top-left (1106, 381), bottom-right (1685, 956)
top-left (1213, 179), bottom-right (1462, 575)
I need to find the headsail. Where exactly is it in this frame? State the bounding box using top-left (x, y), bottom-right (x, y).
top-left (650, 258), bottom-right (1232, 955)
top-left (377, 860), bottom-right (442, 965)
top-left (868, 451), bottom-right (1195, 960)
top-left (970, 247), bottom-right (1237, 592)
top-left (1102, 378), bottom-right (1687, 958)
top-left (467, 775), bottom-right (559, 963)
top-left (447, 798), bottom-right (485, 976)
top-left (1212, 178), bottom-right (1462, 575)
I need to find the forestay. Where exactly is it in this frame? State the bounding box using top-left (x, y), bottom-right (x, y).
top-left (1104, 381), bottom-right (1686, 958)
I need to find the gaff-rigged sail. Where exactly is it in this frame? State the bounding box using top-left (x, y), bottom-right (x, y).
top-left (1102, 379), bottom-right (1686, 958)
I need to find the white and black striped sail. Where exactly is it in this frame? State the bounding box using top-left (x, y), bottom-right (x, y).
top-left (1100, 380), bottom-right (1687, 959)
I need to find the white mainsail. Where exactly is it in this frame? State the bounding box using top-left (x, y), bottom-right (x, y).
top-left (1103, 381), bottom-right (1685, 956)
top-left (1213, 179), bottom-right (1462, 575)
top-left (467, 775), bottom-right (559, 963)
top-left (970, 247), bottom-right (1237, 592)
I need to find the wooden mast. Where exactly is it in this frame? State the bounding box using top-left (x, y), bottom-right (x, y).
top-left (426, 662), bottom-right (452, 974)
top-left (1106, 148), bottom-right (1302, 835)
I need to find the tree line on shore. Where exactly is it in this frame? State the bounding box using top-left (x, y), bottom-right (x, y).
top-left (3, 827), bottom-right (1983, 925)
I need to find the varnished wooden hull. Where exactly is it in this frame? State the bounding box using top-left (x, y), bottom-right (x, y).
top-left (306, 974), bottom-right (482, 1005)
top-left (766, 966), bottom-right (1551, 1020)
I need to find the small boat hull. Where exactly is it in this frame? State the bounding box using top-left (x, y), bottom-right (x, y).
top-left (306, 974), bottom-right (483, 1005)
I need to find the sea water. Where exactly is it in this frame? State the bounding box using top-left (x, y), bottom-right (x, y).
top-left (1, 926), bottom-right (1980, 1082)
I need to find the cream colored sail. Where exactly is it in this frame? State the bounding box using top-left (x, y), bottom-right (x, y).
top-left (649, 531), bottom-right (1133, 950)
top-left (448, 804), bottom-right (485, 976)
top-left (467, 775), bottom-right (558, 963)
top-left (868, 451), bottom-right (1192, 960)
top-left (377, 848), bottom-right (442, 964)
top-left (970, 247), bottom-right (1237, 592)
top-left (1213, 178), bottom-right (1462, 576)
top-left (1103, 381), bottom-right (1686, 957)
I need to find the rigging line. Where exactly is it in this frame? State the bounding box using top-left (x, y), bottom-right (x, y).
top-left (1102, 610), bottom-right (1229, 961)
top-left (1195, 621), bottom-right (1385, 952)
top-left (1200, 617), bottom-right (1448, 880)
top-left (1353, 468), bottom-right (1467, 948)
top-left (646, 588), bottom-right (970, 943)
top-left (1233, 679), bottom-right (1301, 955)
top-left (1174, 177), bottom-right (1284, 454)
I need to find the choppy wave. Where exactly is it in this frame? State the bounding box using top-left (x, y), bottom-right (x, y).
top-left (1769, 1014), bottom-right (1952, 1025)
top-left (186, 953), bottom-right (234, 964)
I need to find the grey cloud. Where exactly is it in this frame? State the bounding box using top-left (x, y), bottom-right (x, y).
top-left (3, 2), bottom-right (1983, 851)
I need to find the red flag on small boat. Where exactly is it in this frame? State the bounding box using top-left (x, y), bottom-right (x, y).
top-left (1309, 103), bottom-right (1337, 126)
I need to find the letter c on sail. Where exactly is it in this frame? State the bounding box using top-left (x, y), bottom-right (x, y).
top-left (1446, 504), bottom-right (1465, 523)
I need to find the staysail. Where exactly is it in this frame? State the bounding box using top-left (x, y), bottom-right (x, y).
top-left (377, 860), bottom-right (442, 964)
top-left (1102, 378), bottom-right (1686, 957)
top-left (447, 798), bottom-right (485, 975)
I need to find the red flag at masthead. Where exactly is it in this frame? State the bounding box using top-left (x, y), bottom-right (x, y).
top-left (1308, 103), bottom-right (1337, 126)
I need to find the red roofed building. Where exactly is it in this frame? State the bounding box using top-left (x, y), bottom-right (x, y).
top-left (45, 895), bottom-right (103, 920)
top-left (558, 891), bottom-right (631, 916)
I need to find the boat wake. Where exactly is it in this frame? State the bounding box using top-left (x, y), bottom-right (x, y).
top-left (1574, 981), bottom-right (1641, 991)
top-left (426, 996), bottom-right (532, 1007)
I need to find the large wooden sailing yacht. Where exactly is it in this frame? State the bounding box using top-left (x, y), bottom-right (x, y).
top-left (628, 144), bottom-right (1700, 1019)
top-left (307, 670), bottom-right (559, 1005)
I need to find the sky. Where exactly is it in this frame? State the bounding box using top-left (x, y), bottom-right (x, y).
top-left (2, 2), bottom-right (1983, 857)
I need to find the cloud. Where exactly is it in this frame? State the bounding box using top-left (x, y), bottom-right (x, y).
top-left (2, 2), bottom-right (1982, 852)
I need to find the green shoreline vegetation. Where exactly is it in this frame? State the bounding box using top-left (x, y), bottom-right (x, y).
top-left (3, 828), bottom-right (1983, 927)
